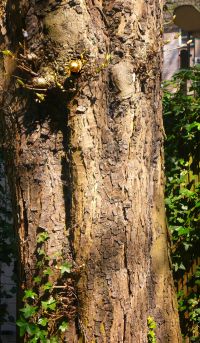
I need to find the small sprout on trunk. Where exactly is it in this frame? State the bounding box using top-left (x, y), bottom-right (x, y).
top-left (1, 49), bottom-right (14, 57)
top-left (35, 93), bottom-right (46, 103)
top-left (16, 78), bottom-right (25, 87)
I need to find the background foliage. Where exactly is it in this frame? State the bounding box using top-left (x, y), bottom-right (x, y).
top-left (163, 67), bottom-right (200, 341)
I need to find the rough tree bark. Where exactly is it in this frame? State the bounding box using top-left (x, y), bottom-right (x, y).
top-left (0, 0), bottom-right (181, 342)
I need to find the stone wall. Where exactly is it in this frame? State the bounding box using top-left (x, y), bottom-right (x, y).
top-left (165, 0), bottom-right (200, 13)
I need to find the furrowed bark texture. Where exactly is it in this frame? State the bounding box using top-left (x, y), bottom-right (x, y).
top-left (0, 0), bottom-right (181, 342)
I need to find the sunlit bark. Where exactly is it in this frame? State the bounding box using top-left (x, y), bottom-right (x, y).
top-left (0, 0), bottom-right (181, 341)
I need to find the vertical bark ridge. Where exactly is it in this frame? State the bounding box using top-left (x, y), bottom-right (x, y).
top-left (69, 0), bottom-right (181, 342)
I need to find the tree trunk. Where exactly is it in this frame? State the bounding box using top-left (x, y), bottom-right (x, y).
top-left (0, 0), bottom-right (181, 342)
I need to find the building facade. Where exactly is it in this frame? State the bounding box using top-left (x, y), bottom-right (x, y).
top-left (163, 0), bottom-right (200, 79)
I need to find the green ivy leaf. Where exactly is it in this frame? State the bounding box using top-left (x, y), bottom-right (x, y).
top-left (37, 248), bottom-right (45, 256)
top-left (36, 261), bottom-right (44, 268)
top-left (26, 323), bottom-right (38, 336)
top-left (16, 317), bottom-right (37, 337)
top-left (50, 337), bottom-right (59, 343)
top-left (38, 317), bottom-right (48, 327)
top-left (179, 262), bottom-right (186, 271)
top-left (42, 282), bottom-right (53, 291)
top-left (43, 267), bottom-right (53, 276)
top-left (23, 289), bottom-right (37, 300)
top-left (177, 227), bottom-right (190, 236)
top-left (147, 316), bottom-right (156, 329)
top-left (59, 321), bottom-right (69, 332)
top-left (42, 297), bottom-right (56, 311)
top-left (16, 317), bottom-right (28, 337)
top-left (34, 276), bottom-right (42, 284)
top-left (59, 262), bottom-right (72, 275)
top-left (29, 329), bottom-right (48, 342)
top-left (20, 304), bottom-right (38, 319)
top-left (37, 232), bottom-right (49, 243)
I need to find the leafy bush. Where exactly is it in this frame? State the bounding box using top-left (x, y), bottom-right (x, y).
top-left (163, 67), bottom-right (200, 341)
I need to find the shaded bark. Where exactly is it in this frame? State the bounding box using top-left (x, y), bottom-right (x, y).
top-left (0, 0), bottom-right (181, 342)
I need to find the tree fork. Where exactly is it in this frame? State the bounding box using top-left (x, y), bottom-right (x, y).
top-left (0, 0), bottom-right (181, 342)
